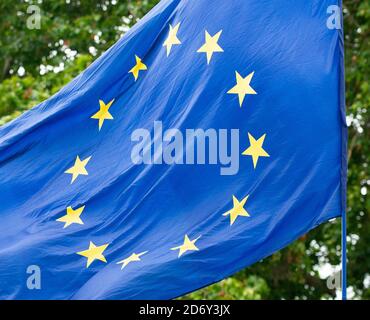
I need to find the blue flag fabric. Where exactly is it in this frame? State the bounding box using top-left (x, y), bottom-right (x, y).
top-left (0, 0), bottom-right (346, 299)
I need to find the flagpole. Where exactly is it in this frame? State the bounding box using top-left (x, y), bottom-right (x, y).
top-left (342, 211), bottom-right (347, 300)
top-left (340, 0), bottom-right (347, 301)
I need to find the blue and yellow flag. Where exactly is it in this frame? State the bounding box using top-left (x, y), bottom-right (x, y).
top-left (0, 0), bottom-right (346, 299)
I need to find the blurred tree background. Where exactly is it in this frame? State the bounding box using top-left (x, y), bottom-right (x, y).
top-left (0, 0), bottom-right (368, 299)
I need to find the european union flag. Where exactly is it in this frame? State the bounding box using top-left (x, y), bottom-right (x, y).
top-left (0, 0), bottom-right (346, 299)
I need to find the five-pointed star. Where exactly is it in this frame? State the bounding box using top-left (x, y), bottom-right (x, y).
top-left (129, 55), bottom-right (147, 81)
top-left (56, 205), bottom-right (85, 228)
top-left (77, 241), bottom-right (109, 268)
top-left (171, 234), bottom-right (201, 258)
top-left (223, 195), bottom-right (250, 226)
top-left (242, 133), bottom-right (270, 169)
top-left (197, 30), bottom-right (224, 64)
top-left (91, 99), bottom-right (115, 131)
top-left (163, 23), bottom-right (181, 56)
top-left (227, 71), bottom-right (257, 107)
top-left (64, 155), bottom-right (92, 184)
top-left (116, 251), bottom-right (148, 270)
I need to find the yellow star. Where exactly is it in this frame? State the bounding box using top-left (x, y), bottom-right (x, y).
top-left (227, 71), bottom-right (257, 107)
top-left (64, 155), bottom-right (91, 184)
top-left (116, 251), bottom-right (148, 270)
top-left (163, 23), bottom-right (181, 56)
top-left (91, 99), bottom-right (114, 131)
top-left (77, 241), bottom-right (109, 268)
top-left (242, 133), bottom-right (270, 169)
top-left (171, 234), bottom-right (201, 258)
top-left (129, 55), bottom-right (147, 81)
top-left (197, 30), bottom-right (224, 64)
top-left (223, 195), bottom-right (250, 226)
top-left (56, 205), bottom-right (85, 228)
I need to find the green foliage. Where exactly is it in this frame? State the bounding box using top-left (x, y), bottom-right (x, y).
top-left (180, 275), bottom-right (270, 300)
top-left (342, 0), bottom-right (370, 300)
top-left (0, 0), bottom-right (368, 299)
top-left (0, 54), bottom-right (93, 124)
top-left (0, 0), bottom-right (157, 80)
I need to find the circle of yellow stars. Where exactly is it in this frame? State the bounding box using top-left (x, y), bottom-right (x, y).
top-left (56, 21), bottom-right (272, 269)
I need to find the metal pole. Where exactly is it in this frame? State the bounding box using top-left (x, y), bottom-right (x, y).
top-left (342, 212), bottom-right (347, 300)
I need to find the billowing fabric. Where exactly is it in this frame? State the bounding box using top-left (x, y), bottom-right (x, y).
top-left (0, 0), bottom-right (346, 299)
